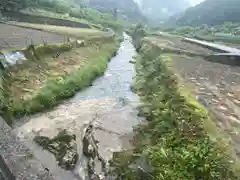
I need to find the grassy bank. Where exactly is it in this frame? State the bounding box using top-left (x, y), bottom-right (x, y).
top-left (3, 38), bottom-right (118, 124)
top-left (112, 42), bottom-right (238, 179)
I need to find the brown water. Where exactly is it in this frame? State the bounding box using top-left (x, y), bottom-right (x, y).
top-left (12, 33), bottom-right (142, 180)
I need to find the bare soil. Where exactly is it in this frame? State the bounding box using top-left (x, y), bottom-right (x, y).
top-left (0, 23), bottom-right (65, 50)
top-left (145, 36), bottom-right (214, 55)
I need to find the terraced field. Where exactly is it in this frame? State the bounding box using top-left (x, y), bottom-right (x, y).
top-left (0, 23), bottom-right (65, 50)
top-left (0, 22), bottom-right (107, 51)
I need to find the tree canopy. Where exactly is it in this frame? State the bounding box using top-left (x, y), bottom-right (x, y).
top-left (172, 0), bottom-right (240, 26)
top-left (0, 0), bottom-right (24, 11)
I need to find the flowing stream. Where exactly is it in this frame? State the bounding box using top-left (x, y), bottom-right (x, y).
top-left (13, 33), bottom-right (142, 180)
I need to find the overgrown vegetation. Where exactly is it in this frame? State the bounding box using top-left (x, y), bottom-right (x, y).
top-left (112, 42), bottom-right (238, 179)
top-left (163, 23), bottom-right (240, 36)
top-left (2, 38), bottom-right (118, 124)
top-left (129, 22), bottom-right (147, 51)
top-left (159, 22), bottom-right (240, 45)
top-left (1, 0), bottom-right (123, 31)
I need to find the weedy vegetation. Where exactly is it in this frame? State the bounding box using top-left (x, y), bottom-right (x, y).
top-left (112, 40), bottom-right (239, 179)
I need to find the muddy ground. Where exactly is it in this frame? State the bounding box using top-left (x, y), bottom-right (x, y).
top-left (0, 23), bottom-right (66, 50)
top-left (150, 35), bottom-right (240, 160)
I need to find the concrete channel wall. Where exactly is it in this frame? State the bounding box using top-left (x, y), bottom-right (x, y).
top-left (0, 155), bottom-right (15, 180)
top-left (183, 37), bottom-right (240, 66)
top-left (0, 117), bottom-right (53, 180)
top-left (183, 38), bottom-right (240, 53)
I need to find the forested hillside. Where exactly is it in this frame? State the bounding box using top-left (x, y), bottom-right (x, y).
top-left (139, 0), bottom-right (190, 21)
top-left (173, 0), bottom-right (240, 26)
top-left (0, 0), bottom-right (145, 24)
top-left (86, 0), bottom-right (145, 22)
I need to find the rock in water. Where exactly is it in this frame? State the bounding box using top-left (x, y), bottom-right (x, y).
top-left (34, 130), bottom-right (78, 170)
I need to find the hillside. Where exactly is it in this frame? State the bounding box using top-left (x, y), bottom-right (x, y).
top-left (139, 0), bottom-right (190, 21)
top-left (85, 0), bottom-right (145, 23)
top-left (174, 0), bottom-right (240, 26)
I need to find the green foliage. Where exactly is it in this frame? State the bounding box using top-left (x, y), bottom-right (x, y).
top-left (130, 22), bottom-right (147, 50)
top-left (0, 0), bottom-right (24, 11)
top-left (171, 26), bottom-right (195, 36)
top-left (173, 0), bottom-right (240, 26)
top-left (23, 0), bottom-right (123, 31)
top-left (25, 0), bottom-right (73, 13)
top-left (86, 0), bottom-right (145, 23)
top-left (114, 42), bottom-right (238, 179)
top-left (80, 8), bottom-right (122, 31)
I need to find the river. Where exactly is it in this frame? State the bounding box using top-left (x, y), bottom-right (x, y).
top-left (13, 33), bottom-right (142, 180)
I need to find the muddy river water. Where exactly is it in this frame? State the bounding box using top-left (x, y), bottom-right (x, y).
top-left (13, 33), bottom-right (142, 180)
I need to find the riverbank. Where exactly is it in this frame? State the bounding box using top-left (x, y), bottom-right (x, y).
top-left (112, 40), bottom-right (239, 179)
top-left (12, 34), bottom-right (141, 179)
top-left (3, 37), bottom-right (118, 124)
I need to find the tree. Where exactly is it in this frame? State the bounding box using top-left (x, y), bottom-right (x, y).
top-left (0, 0), bottom-right (24, 11)
top-left (132, 21), bottom-right (147, 50)
top-left (113, 8), bottom-right (118, 20)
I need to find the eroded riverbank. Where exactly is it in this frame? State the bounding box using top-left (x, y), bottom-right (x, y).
top-left (12, 34), bottom-right (142, 179)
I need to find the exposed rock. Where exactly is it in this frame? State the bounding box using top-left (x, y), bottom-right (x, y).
top-left (82, 124), bottom-right (110, 179)
top-left (129, 59), bottom-right (136, 64)
top-left (34, 130), bottom-right (78, 170)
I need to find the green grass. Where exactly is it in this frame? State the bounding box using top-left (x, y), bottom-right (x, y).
top-left (3, 39), bottom-right (118, 124)
top-left (112, 42), bottom-right (238, 179)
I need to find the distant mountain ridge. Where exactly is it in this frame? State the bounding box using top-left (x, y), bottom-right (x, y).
top-left (138, 0), bottom-right (190, 21)
top-left (171, 0), bottom-right (240, 26)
